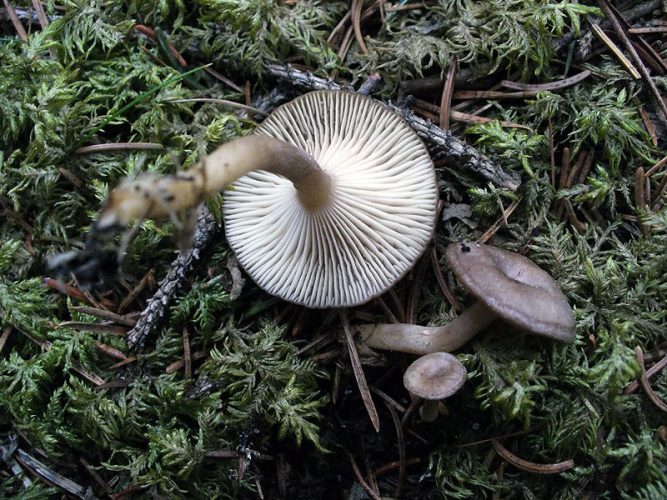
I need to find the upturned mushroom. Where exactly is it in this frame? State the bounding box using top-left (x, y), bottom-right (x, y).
top-left (356, 242), bottom-right (576, 355)
top-left (58, 91), bottom-right (438, 308)
top-left (403, 352), bottom-right (467, 422)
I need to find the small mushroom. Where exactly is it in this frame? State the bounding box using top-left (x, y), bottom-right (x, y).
top-left (71, 91), bottom-right (437, 308)
top-left (357, 242), bottom-right (576, 355)
top-left (403, 352), bottom-right (467, 422)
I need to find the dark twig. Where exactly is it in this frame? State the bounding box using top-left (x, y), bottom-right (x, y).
top-left (3, 438), bottom-right (98, 499)
top-left (348, 452), bottom-right (382, 500)
top-left (597, 0), bottom-right (667, 122)
top-left (183, 327), bottom-right (192, 379)
top-left (60, 322), bottom-right (127, 336)
top-left (431, 246), bottom-right (462, 312)
top-left (117, 269), bottom-right (154, 314)
top-left (406, 252), bottom-right (429, 323)
top-left (491, 439), bottom-right (574, 474)
top-left (374, 457), bottom-right (421, 476)
top-left (268, 64), bottom-right (520, 190)
top-left (634, 346), bottom-right (667, 412)
top-left (439, 59), bottom-right (457, 130)
top-left (2, 1), bottom-right (28, 41)
top-left (341, 310), bottom-right (381, 432)
top-left (624, 352), bottom-right (667, 394)
top-left (30, 1), bottom-right (49, 29)
top-left (382, 398), bottom-right (406, 496)
top-left (167, 98), bottom-right (269, 116)
top-left (127, 206), bottom-right (218, 347)
top-left (606, 3), bottom-right (667, 74)
top-left (165, 350), bottom-right (208, 374)
top-left (70, 306), bottom-right (136, 327)
top-left (500, 70), bottom-right (591, 91)
top-left (75, 142), bottom-right (165, 155)
top-left (0, 327), bottom-right (11, 353)
top-left (351, 0), bottom-right (369, 54)
top-left (80, 457), bottom-right (110, 494)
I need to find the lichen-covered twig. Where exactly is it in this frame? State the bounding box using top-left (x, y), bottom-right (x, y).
top-left (126, 206), bottom-right (218, 347)
top-left (268, 64), bottom-right (521, 191)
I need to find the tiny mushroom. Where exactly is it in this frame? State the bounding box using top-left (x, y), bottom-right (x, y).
top-left (403, 352), bottom-right (467, 422)
top-left (65, 91), bottom-right (437, 308)
top-left (357, 242), bottom-right (576, 354)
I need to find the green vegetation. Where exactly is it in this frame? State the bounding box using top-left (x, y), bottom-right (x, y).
top-left (1, 1), bottom-right (665, 498)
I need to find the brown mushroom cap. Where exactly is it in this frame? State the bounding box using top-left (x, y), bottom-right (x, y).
top-left (444, 242), bottom-right (576, 342)
top-left (403, 352), bottom-right (467, 400)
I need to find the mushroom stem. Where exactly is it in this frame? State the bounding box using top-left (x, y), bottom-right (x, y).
top-left (96, 135), bottom-right (332, 230)
top-left (419, 399), bottom-right (441, 422)
top-left (357, 301), bottom-right (496, 355)
top-left (204, 135), bottom-right (332, 211)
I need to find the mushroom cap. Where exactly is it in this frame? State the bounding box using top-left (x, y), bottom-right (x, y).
top-left (223, 91), bottom-right (438, 308)
top-left (403, 352), bottom-right (467, 400)
top-left (444, 242), bottom-right (576, 342)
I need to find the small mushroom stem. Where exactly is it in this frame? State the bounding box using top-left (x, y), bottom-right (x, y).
top-left (357, 301), bottom-right (496, 355)
top-left (418, 399), bottom-right (441, 422)
top-left (95, 135), bottom-right (333, 230)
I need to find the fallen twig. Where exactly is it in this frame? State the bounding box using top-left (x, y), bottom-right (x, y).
top-left (500, 70), bottom-right (591, 91)
top-left (351, 0), bottom-right (368, 54)
top-left (75, 142), bottom-right (164, 155)
top-left (268, 64), bottom-right (521, 191)
top-left (70, 305), bottom-right (136, 326)
top-left (0, 327), bottom-right (11, 353)
top-left (118, 268), bottom-right (154, 314)
top-left (596, 1), bottom-right (667, 121)
top-left (341, 310), bottom-right (381, 432)
top-left (59, 322), bottom-right (128, 336)
top-left (490, 439), bottom-right (575, 474)
top-left (348, 452), bottom-right (382, 500)
top-left (2, 1), bottom-right (28, 41)
top-left (634, 346), bottom-right (667, 412)
top-left (590, 22), bottom-right (640, 79)
top-left (126, 206), bottom-right (218, 347)
top-left (14, 445), bottom-right (97, 499)
top-left (440, 60), bottom-right (457, 130)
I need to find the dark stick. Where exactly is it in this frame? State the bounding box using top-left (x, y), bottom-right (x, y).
top-left (596, 0), bottom-right (667, 122)
top-left (126, 206), bottom-right (218, 347)
top-left (268, 64), bottom-right (520, 191)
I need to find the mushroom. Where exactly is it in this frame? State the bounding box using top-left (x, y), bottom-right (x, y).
top-left (77, 91), bottom-right (438, 307)
top-left (356, 242), bottom-right (576, 354)
top-left (403, 352), bottom-right (467, 422)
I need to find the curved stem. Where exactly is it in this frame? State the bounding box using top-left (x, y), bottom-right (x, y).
top-left (356, 301), bottom-right (496, 355)
top-left (203, 135), bottom-right (332, 210)
top-left (96, 135), bottom-right (332, 229)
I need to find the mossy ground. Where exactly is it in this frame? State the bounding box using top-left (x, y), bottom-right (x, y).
top-left (1, 1), bottom-right (666, 498)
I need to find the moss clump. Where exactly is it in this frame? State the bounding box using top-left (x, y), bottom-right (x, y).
top-left (1, 1), bottom-right (666, 498)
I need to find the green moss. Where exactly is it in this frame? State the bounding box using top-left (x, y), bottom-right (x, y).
top-left (1, 0), bottom-right (666, 497)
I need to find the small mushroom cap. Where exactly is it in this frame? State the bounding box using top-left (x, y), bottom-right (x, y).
top-left (444, 242), bottom-right (576, 342)
top-left (403, 352), bottom-right (467, 400)
top-left (224, 91), bottom-right (437, 308)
